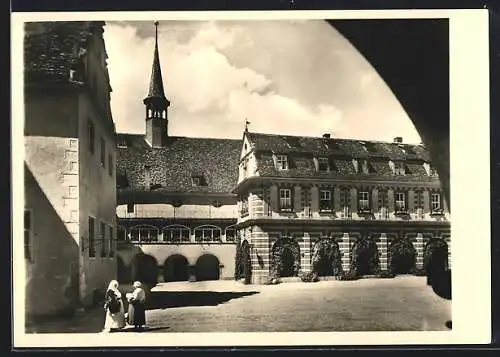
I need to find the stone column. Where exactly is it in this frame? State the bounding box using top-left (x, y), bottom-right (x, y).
top-left (250, 226), bottom-right (270, 284)
top-left (413, 233), bottom-right (425, 270)
top-left (300, 233), bottom-right (311, 273)
top-left (340, 233), bottom-right (351, 272)
top-left (377, 233), bottom-right (388, 272)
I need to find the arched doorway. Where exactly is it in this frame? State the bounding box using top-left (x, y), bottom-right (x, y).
top-left (130, 253), bottom-right (158, 286)
top-left (163, 255), bottom-right (189, 282)
top-left (311, 239), bottom-right (342, 277)
top-left (270, 238), bottom-right (301, 279)
top-left (351, 238), bottom-right (379, 276)
top-left (117, 256), bottom-right (130, 283)
top-left (389, 239), bottom-right (417, 275)
top-left (195, 254), bottom-right (220, 281)
top-left (424, 239), bottom-right (449, 285)
top-left (236, 240), bottom-right (252, 283)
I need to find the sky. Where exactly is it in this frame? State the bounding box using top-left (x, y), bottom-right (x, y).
top-left (103, 20), bottom-right (422, 143)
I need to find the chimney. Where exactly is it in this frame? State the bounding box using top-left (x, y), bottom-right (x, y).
top-left (322, 133), bottom-right (331, 139)
top-left (393, 137), bottom-right (403, 143)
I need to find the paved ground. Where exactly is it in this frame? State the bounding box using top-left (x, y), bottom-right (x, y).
top-left (26, 276), bottom-right (450, 333)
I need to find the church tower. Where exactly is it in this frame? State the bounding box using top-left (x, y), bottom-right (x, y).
top-left (144, 21), bottom-right (170, 147)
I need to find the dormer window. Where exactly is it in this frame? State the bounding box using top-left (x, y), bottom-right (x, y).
top-left (394, 161), bottom-right (406, 175)
top-left (276, 155), bottom-right (289, 170)
top-left (191, 173), bottom-right (206, 187)
top-left (117, 138), bottom-right (127, 148)
top-left (430, 165), bottom-right (438, 177)
top-left (360, 160), bottom-right (375, 174)
top-left (318, 157), bottom-right (329, 172)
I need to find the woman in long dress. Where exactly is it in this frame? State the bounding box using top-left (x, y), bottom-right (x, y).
top-left (103, 280), bottom-right (126, 332)
top-left (126, 281), bottom-right (147, 331)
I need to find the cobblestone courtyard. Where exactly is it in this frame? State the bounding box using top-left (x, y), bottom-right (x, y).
top-left (27, 276), bottom-right (451, 333)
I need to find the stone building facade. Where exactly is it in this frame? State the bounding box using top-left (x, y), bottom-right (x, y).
top-left (115, 23), bottom-right (240, 285)
top-left (24, 21), bottom-right (117, 318)
top-left (233, 132), bottom-right (451, 284)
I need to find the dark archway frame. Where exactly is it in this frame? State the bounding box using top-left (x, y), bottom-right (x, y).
top-left (311, 238), bottom-right (343, 277)
top-left (270, 238), bottom-right (301, 279)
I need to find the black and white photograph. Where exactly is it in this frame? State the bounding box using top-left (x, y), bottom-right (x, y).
top-left (12, 9), bottom-right (491, 347)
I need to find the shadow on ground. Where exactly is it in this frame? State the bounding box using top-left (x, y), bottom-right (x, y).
top-left (146, 291), bottom-right (260, 310)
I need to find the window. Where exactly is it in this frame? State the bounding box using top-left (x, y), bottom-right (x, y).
top-left (394, 162), bottom-right (405, 175)
top-left (279, 188), bottom-right (292, 211)
top-left (117, 137), bottom-right (127, 148)
top-left (127, 203), bottom-right (134, 214)
top-left (431, 193), bottom-right (442, 211)
top-left (100, 221), bottom-right (106, 257)
top-left (108, 225), bottom-right (114, 257)
top-left (129, 226), bottom-right (159, 242)
top-left (276, 155), bottom-right (288, 170)
top-left (395, 192), bottom-right (406, 213)
top-left (358, 191), bottom-right (370, 211)
top-left (88, 217), bottom-right (95, 257)
top-left (194, 226), bottom-right (222, 242)
top-left (100, 137), bottom-right (106, 167)
top-left (240, 196), bottom-right (249, 216)
top-left (318, 157), bottom-right (329, 172)
top-left (319, 190), bottom-right (332, 212)
top-left (225, 228), bottom-right (236, 242)
top-left (87, 119), bottom-right (95, 154)
top-left (430, 165), bottom-right (438, 177)
top-left (117, 226), bottom-right (126, 241)
top-left (163, 225), bottom-right (191, 243)
top-left (361, 160), bottom-right (374, 174)
top-left (24, 210), bottom-right (32, 262)
top-left (108, 153), bottom-right (113, 176)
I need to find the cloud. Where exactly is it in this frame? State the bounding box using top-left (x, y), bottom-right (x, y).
top-left (103, 20), bottom-right (421, 143)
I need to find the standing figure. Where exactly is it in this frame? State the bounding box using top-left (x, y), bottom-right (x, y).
top-left (126, 281), bottom-right (147, 331)
top-left (103, 280), bottom-right (126, 332)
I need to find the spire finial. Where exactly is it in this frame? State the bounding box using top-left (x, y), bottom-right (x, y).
top-left (154, 20), bottom-right (159, 43)
top-left (244, 118), bottom-right (250, 132)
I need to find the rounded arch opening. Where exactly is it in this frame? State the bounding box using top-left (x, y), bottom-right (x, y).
top-left (195, 254), bottom-right (220, 281)
top-left (389, 239), bottom-right (417, 275)
top-left (117, 255), bottom-right (130, 283)
top-left (130, 253), bottom-right (158, 286)
top-left (311, 238), bottom-right (342, 277)
top-left (271, 238), bottom-right (301, 279)
top-left (424, 239), bottom-right (449, 284)
top-left (351, 238), bottom-right (380, 276)
top-left (235, 240), bottom-right (252, 283)
top-left (163, 254), bottom-right (189, 282)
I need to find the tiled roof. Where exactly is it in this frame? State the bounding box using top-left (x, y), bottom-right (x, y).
top-left (246, 132), bottom-right (436, 183)
top-left (116, 134), bottom-right (241, 196)
top-left (24, 21), bottom-right (104, 84)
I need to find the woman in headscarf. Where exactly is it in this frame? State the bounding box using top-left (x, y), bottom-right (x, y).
top-left (126, 281), bottom-right (147, 331)
top-left (103, 280), bottom-right (126, 332)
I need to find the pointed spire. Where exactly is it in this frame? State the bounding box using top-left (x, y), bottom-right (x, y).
top-left (145, 21), bottom-right (168, 101)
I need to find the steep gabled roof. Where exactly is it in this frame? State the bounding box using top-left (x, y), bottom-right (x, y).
top-left (245, 132), bottom-right (430, 161)
top-left (116, 134), bottom-right (241, 196)
top-left (24, 21), bottom-right (105, 85)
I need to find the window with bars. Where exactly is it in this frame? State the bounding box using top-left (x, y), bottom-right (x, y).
top-left (87, 119), bottom-right (95, 154)
top-left (88, 217), bottom-right (96, 257)
top-left (24, 210), bottom-right (32, 262)
top-left (100, 221), bottom-right (106, 257)
top-left (276, 155), bottom-right (289, 170)
top-left (108, 152), bottom-right (113, 176)
top-left (395, 192), bottom-right (407, 213)
top-left (194, 226), bottom-right (222, 242)
top-left (129, 226), bottom-right (159, 242)
top-left (319, 189), bottom-right (332, 212)
top-left (100, 137), bottom-right (106, 168)
top-left (358, 191), bottom-right (370, 211)
top-left (108, 225), bottom-right (114, 257)
top-left (279, 188), bottom-right (292, 211)
top-left (431, 193), bottom-right (442, 212)
top-left (163, 226), bottom-right (191, 243)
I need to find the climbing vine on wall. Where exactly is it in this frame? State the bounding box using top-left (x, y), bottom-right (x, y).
top-left (423, 238), bottom-right (448, 281)
top-left (311, 239), bottom-right (343, 277)
top-left (389, 239), bottom-right (417, 274)
top-left (270, 238), bottom-right (301, 279)
top-left (235, 240), bottom-right (252, 284)
top-left (350, 238), bottom-right (380, 277)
